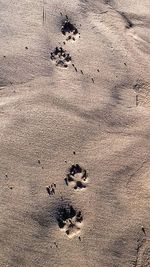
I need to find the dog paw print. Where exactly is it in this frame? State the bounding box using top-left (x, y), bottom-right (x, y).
top-left (61, 18), bottom-right (80, 41)
top-left (57, 204), bottom-right (83, 238)
top-left (46, 183), bottom-right (56, 196)
top-left (64, 164), bottom-right (88, 190)
top-left (50, 47), bottom-right (71, 68)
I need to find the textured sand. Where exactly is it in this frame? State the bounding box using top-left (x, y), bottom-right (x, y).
top-left (0, 0), bottom-right (150, 266)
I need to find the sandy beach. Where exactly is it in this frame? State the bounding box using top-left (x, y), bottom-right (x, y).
top-left (0, 0), bottom-right (150, 266)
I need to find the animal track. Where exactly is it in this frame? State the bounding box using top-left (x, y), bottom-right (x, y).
top-left (64, 164), bottom-right (88, 190)
top-left (56, 204), bottom-right (83, 238)
top-left (46, 183), bottom-right (56, 196)
top-left (50, 47), bottom-right (71, 68)
top-left (61, 18), bottom-right (80, 41)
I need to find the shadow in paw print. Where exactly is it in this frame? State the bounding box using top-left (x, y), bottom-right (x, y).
top-left (64, 164), bottom-right (88, 190)
top-left (50, 47), bottom-right (71, 68)
top-left (46, 183), bottom-right (56, 196)
top-left (56, 204), bottom-right (83, 238)
top-left (70, 164), bottom-right (82, 175)
top-left (61, 18), bottom-right (79, 41)
top-left (74, 181), bottom-right (86, 190)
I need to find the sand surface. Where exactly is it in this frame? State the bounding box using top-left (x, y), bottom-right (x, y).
top-left (0, 0), bottom-right (150, 266)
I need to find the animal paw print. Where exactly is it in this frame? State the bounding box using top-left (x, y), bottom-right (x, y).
top-left (57, 204), bottom-right (83, 238)
top-left (46, 183), bottom-right (56, 196)
top-left (61, 18), bottom-right (80, 41)
top-left (64, 164), bottom-right (88, 190)
top-left (50, 47), bottom-right (71, 68)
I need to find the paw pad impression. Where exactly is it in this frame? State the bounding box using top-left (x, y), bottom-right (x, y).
top-left (64, 164), bottom-right (88, 190)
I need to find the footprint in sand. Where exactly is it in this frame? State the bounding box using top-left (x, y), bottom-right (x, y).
top-left (64, 164), bottom-right (88, 190)
top-left (50, 47), bottom-right (71, 68)
top-left (61, 17), bottom-right (80, 41)
top-left (46, 183), bottom-right (56, 196)
top-left (56, 204), bottom-right (83, 238)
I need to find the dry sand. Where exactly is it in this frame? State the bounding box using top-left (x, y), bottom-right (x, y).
top-left (0, 0), bottom-right (150, 266)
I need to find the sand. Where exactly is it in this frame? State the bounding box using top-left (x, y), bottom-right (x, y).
top-left (0, 0), bottom-right (150, 266)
